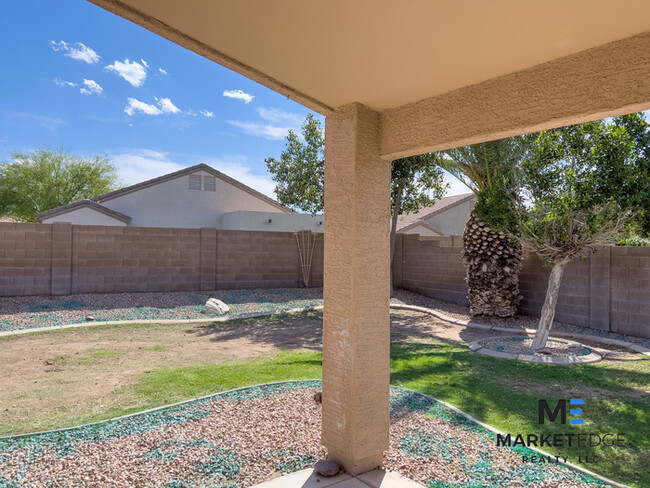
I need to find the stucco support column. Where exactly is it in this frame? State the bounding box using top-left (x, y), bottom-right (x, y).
top-left (322, 102), bottom-right (391, 475)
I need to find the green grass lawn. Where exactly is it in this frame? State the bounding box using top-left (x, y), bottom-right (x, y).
top-left (116, 342), bottom-right (648, 488)
top-left (2, 312), bottom-right (647, 487)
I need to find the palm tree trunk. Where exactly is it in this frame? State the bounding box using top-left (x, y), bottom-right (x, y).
top-left (531, 260), bottom-right (568, 350)
top-left (462, 211), bottom-right (523, 317)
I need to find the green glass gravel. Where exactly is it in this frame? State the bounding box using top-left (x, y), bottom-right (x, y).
top-left (0, 381), bottom-right (610, 487)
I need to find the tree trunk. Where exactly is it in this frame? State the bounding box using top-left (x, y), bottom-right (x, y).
top-left (389, 179), bottom-right (405, 296)
top-left (462, 211), bottom-right (523, 317)
top-left (531, 260), bottom-right (568, 350)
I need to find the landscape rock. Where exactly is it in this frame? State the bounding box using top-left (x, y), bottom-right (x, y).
top-left (535, 347), bottom-right (554, 355)
top-left (313, 391), bottom-right (322, 403)
top-left (202, 298), bottom-right (230, 315)
top-left (314, 459), bottom-right (340, 477)
top-left (85, 315), bottom-right (95, 322)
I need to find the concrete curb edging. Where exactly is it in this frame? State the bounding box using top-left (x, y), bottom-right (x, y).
top-left (390, 303), bottom-right (650, 358)
top-left (468, 336), bottom-right (603, 364)
top-left (0, 305), bottom-right (325, 338)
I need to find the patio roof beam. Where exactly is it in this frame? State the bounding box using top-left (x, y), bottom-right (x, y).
top-left (87, 0), bottom-right (334, 115)
top-left (380, 30), bottom-right (650, 160)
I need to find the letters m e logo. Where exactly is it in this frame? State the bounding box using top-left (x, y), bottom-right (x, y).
top-left (538, 399), bottom-right (566, 424)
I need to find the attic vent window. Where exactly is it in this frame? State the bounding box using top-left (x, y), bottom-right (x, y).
top-left (189, 174), bottom-right (201, 191)
top-left (203, 175), bottom-right (216, 192)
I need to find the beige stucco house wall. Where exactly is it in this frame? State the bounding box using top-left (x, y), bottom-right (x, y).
top-left (38, 164), bottom-right (293, 228)
top-left (42, 205), bottom-right (129, 226)
top-left (397, 193), bottom-right (476, 236)
top-left (219, 210), bottom-right (324, 233)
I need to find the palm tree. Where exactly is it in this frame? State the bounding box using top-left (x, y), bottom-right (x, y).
top-left (434, 136), bottom-right (533, 317)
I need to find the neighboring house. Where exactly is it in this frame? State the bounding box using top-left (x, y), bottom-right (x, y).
top-left (396, 193), bottom-right (477, 236)
top-left (37, 164), bottom-right (297, 229)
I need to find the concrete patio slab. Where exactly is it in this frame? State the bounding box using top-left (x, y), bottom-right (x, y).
top-left (250, 469), bottom-right (426, 488)
top-left (357, 469), bottom-right (426, 487)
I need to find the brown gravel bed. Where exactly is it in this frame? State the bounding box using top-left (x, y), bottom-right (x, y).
top-left (0, 382), bottom-right (610, 487)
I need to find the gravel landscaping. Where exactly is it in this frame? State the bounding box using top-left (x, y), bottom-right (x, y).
top-left (391, 289), bottom-right (650, 347)
top-left (2, 288), bottom-right (649, 352)
top-left (0, 288), bottom-right (324, 332)
top-left (0, 381), bottom-right (611, 488)
top-left (474, 336), bottom-right (592, 357)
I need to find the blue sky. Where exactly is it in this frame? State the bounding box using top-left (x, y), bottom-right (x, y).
top-left (0, 0), bottom-right (467, 199)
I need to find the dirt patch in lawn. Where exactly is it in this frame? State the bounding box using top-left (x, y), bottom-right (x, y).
top-left (0, 309), bottom-right (497, 435)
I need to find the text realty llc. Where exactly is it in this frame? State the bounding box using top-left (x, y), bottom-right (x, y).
top-left (495, 399), bottom-right (626, 464)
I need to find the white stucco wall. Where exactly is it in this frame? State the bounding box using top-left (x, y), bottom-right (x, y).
top-left (41, 206), bottom-right (128, 226)
top-left (423, 196), bottom-right (476, 235)
top-left (219, 211), bottom-right (324, 233)
top-left (99, 170), bottom-right (288, 228)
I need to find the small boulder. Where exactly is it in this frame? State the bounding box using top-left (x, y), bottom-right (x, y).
top-left (202, 298), bottom-right (230, 315)
top-left (314, 391), bottom-right (322, 403)
top-left (85, 315), bottom-right (95, 322)
top-left (314, 459), bottom-right (340, 477)
top-left (535, 347), bottom-right (553, 355)
top-left (567, 342), bottom-right (582, 349)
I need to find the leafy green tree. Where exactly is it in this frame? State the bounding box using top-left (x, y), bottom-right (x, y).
top-left (266, 115), bottom-right (448, 293)
top-left (265, 114), bottom-right (324, 215)
top-left (495, 118), bottom-right (644, 349)
top-left (612, 113), bottom-right (650, 236)
top-left (390, 154), bottom-right (448, 272)
top-left (0, 147), bottom-right (121, 222)
top-left (434, 136), bottom-right (534, 317)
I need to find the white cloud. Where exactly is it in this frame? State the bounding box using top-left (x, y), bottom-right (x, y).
top-left (223, 89), bottom-right (254, 104)
top-left (80, 79), bottom-right (103, 96)
top-left (111, 150), bottom-right (185, 185)
top-left (157, 97), bottom-right (180, 114)
top-left (6, 112), bottom-right (64, 131)
top-left (124, 97), bottom-right (182, 116)
top-left (226, 121), bottom-right (293, 140)
top-left (140, 58), bottom-right (149, 68)
top-left (53, 77), bottom-right (77, 87)
top-left (204, 159), bottom-right (276, 198)
top-left (50, 40), bottom-right (100, 64)
top-left (124, 98), bottom-right (162, 116)
top-left (106, 59), bottom-right (147, 87)
top-left (158, 67), bottom-right (167, 75)
top-left (200, 110), bottom-right (214, 118)
top-left (256, 107), bottom-right (302, 125)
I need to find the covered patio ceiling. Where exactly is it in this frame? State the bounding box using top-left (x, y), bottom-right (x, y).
top-left (87, 0), bottom-right (650, 478)
top-left (89, 0), bottom-right (650, 158)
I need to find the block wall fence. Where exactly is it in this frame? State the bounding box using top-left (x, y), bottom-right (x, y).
top-left (0, 222), bottom-right (323, 296)
top-left (392, 234), bottom-right (650, 339)
top-left (1, 222), bottom-right (648, 338)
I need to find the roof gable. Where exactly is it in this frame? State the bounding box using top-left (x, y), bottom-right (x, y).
top-left (92, 163), bottom-right (292, 213)
top-left (37, 200), bottom-right (132, 223)
top-left (396, 193), bottom-right (476, 231)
